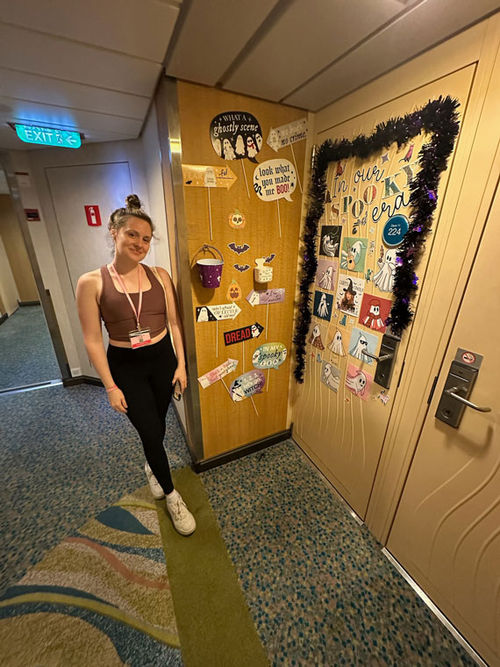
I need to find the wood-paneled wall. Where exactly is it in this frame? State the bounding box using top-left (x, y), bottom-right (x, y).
top-left (177, 82), bottom-right (307, 459)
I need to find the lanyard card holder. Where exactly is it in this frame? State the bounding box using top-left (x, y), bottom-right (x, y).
top-left (129, 327), bottom-right (152, 349)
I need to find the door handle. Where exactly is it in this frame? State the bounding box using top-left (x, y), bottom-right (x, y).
top-left (445, 387), bottom-right (491, 413)
top-left (435, 353), bottom-right (489, 427)
top-left (362, 351), bottom-right (393, 362)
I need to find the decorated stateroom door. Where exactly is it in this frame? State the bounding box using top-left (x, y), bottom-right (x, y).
top-left (387, 180), bottom-right (500, 666)
top-left (292, 67), bottom-right (475, 519)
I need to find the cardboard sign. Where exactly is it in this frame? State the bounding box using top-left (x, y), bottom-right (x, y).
top-left (253, 159), bottom-right (296, 202)
top-left (266, 118), bottom-right (308, 152)
top-left (230, 370), bottom-right (265, 402)
top-left (196, 303), bottom-right (241, 322)
top-left (252, 342), bottom-right (287, 369)
top-left (224, 322), bottom-right (263, 346)
top-left (246, 288), bottom-right (285, 306)
top-left (182, 164), bottom-right (237, 189)
top-left (210, 111), bottom-right (262, 163)
top-left (198, 358), bottom-right (238, 389)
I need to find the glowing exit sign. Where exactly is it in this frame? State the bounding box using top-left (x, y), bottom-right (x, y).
top-left (14, 124), bottom-right (81, 149)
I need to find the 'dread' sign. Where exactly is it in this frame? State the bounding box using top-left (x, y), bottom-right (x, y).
top-left (224, 322), bottom-right (263, 346)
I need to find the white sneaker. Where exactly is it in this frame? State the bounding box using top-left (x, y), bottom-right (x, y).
top-left (144, 462), bottom-right (165, 500)
top-left (166, 490), bottom-right (196, 536)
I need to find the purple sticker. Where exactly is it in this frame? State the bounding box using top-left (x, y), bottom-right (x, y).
top-left (229, 370), bottom-right (265, 402)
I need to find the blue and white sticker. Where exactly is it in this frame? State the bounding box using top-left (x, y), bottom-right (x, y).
top-left (382, 214), bottom-right (409, 247)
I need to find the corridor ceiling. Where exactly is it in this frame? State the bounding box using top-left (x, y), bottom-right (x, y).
top-left (0, 0), bottom-right (498, 151)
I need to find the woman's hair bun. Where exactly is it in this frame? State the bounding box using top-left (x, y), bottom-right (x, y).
top-left (125, 194), bottom-right (142, 210)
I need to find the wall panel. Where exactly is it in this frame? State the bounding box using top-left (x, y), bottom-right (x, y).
top-left (176, 82), bottom-right (307, 459)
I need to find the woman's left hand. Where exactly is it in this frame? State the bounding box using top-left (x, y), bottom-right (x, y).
top-left (172, 365), bottom-right (187, 395)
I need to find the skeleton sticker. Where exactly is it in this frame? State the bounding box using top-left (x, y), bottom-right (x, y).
top-left (345, 364), bottom-right (373, 401)
top-left (315, 258), bottom-right (337, 291)
top-left (373, 246), bottom-right (397, 293)
top-left (358, 294), bottom-right (392, 333)
top-left (321, 361), bottom-right (341, 392)
top-left (340, 237), bottom-right (367, 273)
top-left (313, 290), bottom-right (333, 321)
top-left (348, 327), bottom-right (379, 364)
top-left (328, 329), bottom-right (345, 356)
top-left (228, 209), bottom-right (246, 230)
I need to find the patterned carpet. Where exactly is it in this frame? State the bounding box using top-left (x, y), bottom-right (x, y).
top-left (0, 485), bottom-right (182, 666)
top-left (1, 383), bottom-right (478, 665)
top-left (0, 384), bottom-right (191, 597)
top-left (202, 442), bottom-right (476, 666)
top-left (0, 305), bottom-right (60, 390)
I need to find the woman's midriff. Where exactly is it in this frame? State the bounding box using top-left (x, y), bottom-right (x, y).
top-left (108, 327), bottom-right (168, 349)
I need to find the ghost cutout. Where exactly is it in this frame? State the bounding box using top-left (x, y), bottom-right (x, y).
top-left (346, 367), bottom-right (368, 397)
top-left (328, 329), bottom-right (345, 356)
top-left (235, 134), bottom-right (245, 156)
top-left (363, 301), bottom-right (384, 330)
top-left (223, 138), bottom-right (236, 160)
top-left (255, 133), bottom-right (263, 150)
top-left (246, 136), bottom-right (258, 159)
top-left (317, 293), bottom-right (330, 318)
top-left (267, 129), bottom-right (280, 152)
top-left (322, 363), bottom-right (338, 391)
top-left (373, 248), bottom-right (397, 292)
top-left (197, 307), bottom-right (209, 322)
top-left (318, 265), bottom-right (335, 291)
top-left (322, 234), bottom-right (338, 257)
top-left (350, 333), bottom-right (369, 361)
top-left (309, 324), bottom-right (325, 350)
top-left (341, 240), bottom-right (365, 271)
top-left (213, 138), bottom-right (222, 157)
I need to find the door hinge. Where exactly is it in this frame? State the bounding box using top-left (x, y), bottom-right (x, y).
top-left (427, 375), bottom-right (439, 404)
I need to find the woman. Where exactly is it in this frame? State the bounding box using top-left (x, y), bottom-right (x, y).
top-left (76, 194), bottom-right (195, 536)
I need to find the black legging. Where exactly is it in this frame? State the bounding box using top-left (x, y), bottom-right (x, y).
top-left (107, 334), bottom-right (177, 494)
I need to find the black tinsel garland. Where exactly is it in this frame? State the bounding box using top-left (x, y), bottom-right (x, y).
top-left (293, 96), bottom-right (460, 383)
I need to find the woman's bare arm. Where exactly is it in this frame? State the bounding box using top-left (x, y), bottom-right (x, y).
top-left (76, 272), bottom-right (128, 412)
top-left (158, 267), bottom-right (187, 392)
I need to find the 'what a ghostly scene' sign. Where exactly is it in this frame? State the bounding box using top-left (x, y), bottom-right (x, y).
top-left (210, 111), bottom-right (262, 163)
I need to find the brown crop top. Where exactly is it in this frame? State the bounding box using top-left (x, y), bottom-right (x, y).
top-left (99, 264), bottom-right (167, 341)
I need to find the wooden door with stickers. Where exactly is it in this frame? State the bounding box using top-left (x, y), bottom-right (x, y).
top-left (292, 66), bottom-right (475, 519)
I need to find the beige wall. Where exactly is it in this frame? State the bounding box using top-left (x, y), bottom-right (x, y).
top-left (11, 134), bottom-right (171, 378)
top-left (0, 194), bottom-right (38, 302)
top-left (0, 234), bottom-right (19, 315)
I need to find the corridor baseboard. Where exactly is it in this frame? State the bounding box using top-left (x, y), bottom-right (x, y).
top-left (65, 375), bottom-right (103, 387)
top-left (192, 428), bottom-right (292, 472)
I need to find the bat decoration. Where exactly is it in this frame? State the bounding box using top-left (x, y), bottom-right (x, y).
top-left (234, 264), bottom-right (251, 272)
top-left (228, 242), bottom-right (250, 255)
top-left (265, 253), bottom-right (276, 263)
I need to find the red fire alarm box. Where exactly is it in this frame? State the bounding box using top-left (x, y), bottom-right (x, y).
top-left (85, 205), bottom-right (101, 227)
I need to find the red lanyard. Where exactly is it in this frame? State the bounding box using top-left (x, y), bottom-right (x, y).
top-left (109, 263), bottom-right (143, 329)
